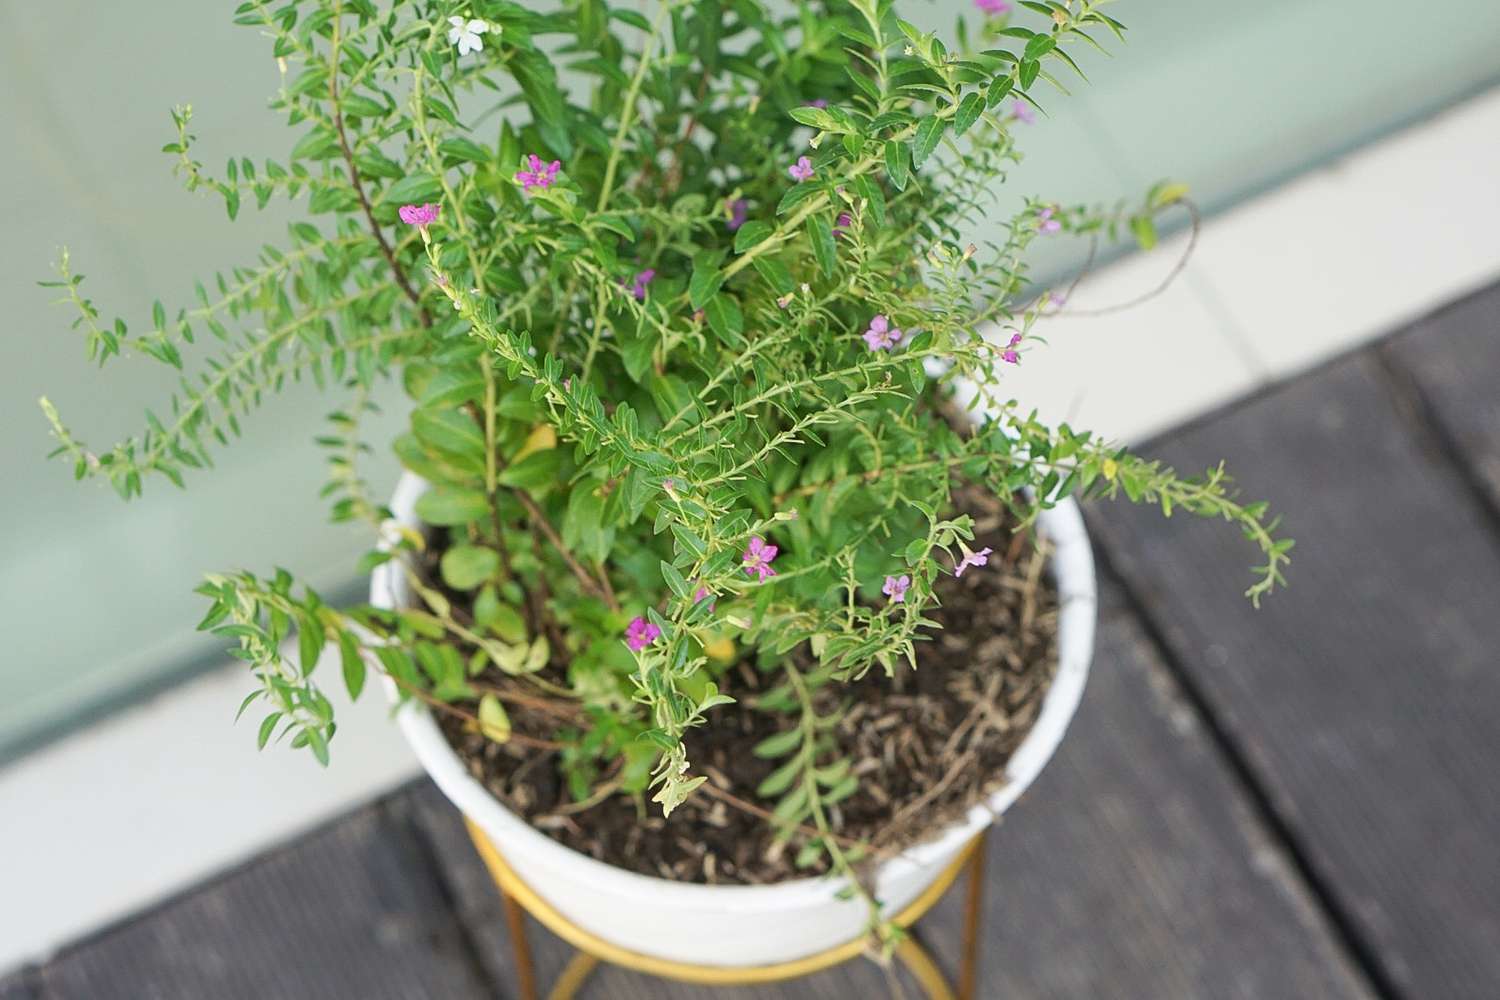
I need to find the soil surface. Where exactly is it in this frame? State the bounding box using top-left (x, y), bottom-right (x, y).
top-left (435, 485), bottom-right (1059, 884)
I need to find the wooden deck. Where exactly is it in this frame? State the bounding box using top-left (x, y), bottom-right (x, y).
top-left (4, 283), bottom-right (1498, 1000)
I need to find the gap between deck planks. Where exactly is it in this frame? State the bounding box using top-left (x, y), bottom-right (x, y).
top-left (1086, 282), bottom-right (1500, 1000)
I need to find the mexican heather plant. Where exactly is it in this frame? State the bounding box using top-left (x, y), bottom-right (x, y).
top-left (41, 0), bottom-right (1288, 933)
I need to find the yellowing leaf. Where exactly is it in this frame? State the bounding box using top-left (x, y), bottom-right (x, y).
top-left (478, 693), bottom-right (511, 743)
top-left (704, 636), bottom-right (735, 662)
top-left (513, 423), bottom-right (557, 462)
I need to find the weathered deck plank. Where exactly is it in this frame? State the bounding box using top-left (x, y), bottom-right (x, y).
top-left (30, 801), bottom-right (497, 999)
top-left (1088, 350), bottom-right (1500, 999)
top-left (1384, 282), bottom-right (1500, 512)
top-left (915, 593), bottom-right (1372, 1000)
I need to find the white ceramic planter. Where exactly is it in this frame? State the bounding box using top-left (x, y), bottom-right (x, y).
top-left (375, 471), bottom-right (1096, 968)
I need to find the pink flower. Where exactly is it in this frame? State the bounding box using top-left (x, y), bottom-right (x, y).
top-left (727, 198), bottom-right (748, 232)
top-left (953, 545), bottom-right (993, 578)
top-left (515, 154), bottom-right (561, 191)
top-left (805, 99), bottom-right (829, 109)
top-left (1011, 100), bottom-right (1035, 125)
top-left (625, 616), bottom-right (662, 652)
top-left (788, 156), bottom-right (815, 183)
top-left (1036, 206), bottom-right (1061, 234)
top-left (862, 314), bottom-right (903, 352)
top-left (693, 583), bottom-right (716, 611)
top-left (1002, 332), bottom-right (1022, 365)
top-left (398, 202), bottom-right (440, 226)
top-left (974, 0), bottom-right (1012, 12)
top-left (628, 268), bottom-right (655, 301)
top-left (742, 536), bottom-right (779, 581)
top-left (882, 574), bottom-right (911, 603)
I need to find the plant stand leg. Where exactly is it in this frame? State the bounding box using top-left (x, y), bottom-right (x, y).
top-left (892, 935), bottom-right (958, 1000)
top-left (958, 826), bottom-right (989, 1000)
top-left (546, 951), bottom-right (600, 1000)
top-left (500, 888), bottom-right (540, 1000)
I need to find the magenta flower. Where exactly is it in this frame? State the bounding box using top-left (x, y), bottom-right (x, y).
top-left (833, 212), bottom-right (853, 236)
top-left (953, 545), bottom-right (993, 578)
top-left (742, 536), bottom-right (779, 581)
top-left (1002, 332), bottom-right (1022, 365)
top-left (398, 202), bottom-right (440, 226)
top-left (862, 314), bottom-right (903, 352)
top-left (624, 616), bottom-right (662, 652)
top-left (974, 0), bottom-right (1012, 12)
top-left (1035, 206), bottom-right (1061, 234)
top-left (788, 156), bottom-right (815, 183)
top-left (805, 99), bottom-right (829, 109)
top-left (693, 583), bottom-right (717, 611)
top-left (515, 154), bottom-right (561, 192)
top-left (882, 574), bottom-right (911, 603)
top-left (627, 268), bottom-right (656, 301)
top-left (727, 198), bottom-right (748, 232)
top-left (1011, 100), bottom-right (1035, 126)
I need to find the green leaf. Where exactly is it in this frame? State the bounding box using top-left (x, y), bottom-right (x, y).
top-left (510, 50), bottom-right (573, 157)
top-left (733, 220), bottom-right (774, 254)
top-left (497, 449), bottom-right (564, 492)
top-left (1130, 214), bottom-right (1158, 250)
top-left (440, 545), bottom-right (500, 590)
top-left (752, 257), bottom-right (795, 294)
top-left (478, 693), bottom-right (512, 743)
top-left (415, 487), bottom-right (490, 526)
top-left (689, 252), bottom-right (725, 309)
top-left (659, 560), bottom-right (691, 600)
top-left (953, 93), bottom-right (984, 136)
top-left (1019, 58), bottom-right (1041, 89)
top-left (756, 757), bottom-right (802, 797)
top-left (753, 727), bottom-right (802, 759)
top-left (806, 214), bottom-right (836, 277)
top-left (912, 116), bottom-right (946, 170)
top-left (382, 173), bottom-right (443, 205)
top-left (703, 294), bottom-right (744, 342)
top-left (884, 140), bottom-right (910, 191)
top-left (438, 137), bottom-right (491, 164)
top-left (338, 632), bottom-right (366, 701)
top-left (1023, 33), bottom-right (1056, 61)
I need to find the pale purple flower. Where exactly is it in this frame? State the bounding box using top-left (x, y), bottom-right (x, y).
top-left (776, 293), bottom-right (794, 309)
top-left (398, 202), bottom-right (440, 226)
top-left (628, 268), bottom-right (655, 301)
top-left (953, 545), bottom-right (993, 578)
top-left (1011, 100), bottom-right (1035, 125)
top-left (862, 314), bottom-right (903, 352)
top-left (727, 198), bottom-right (748, 232)
top-left (974, 0), bottom-right (1012, 13)
top-left (447, 16), bottom-right (489, 56)
top-left (515, 154), bottom-right (561, 191)
top-left (742, 536), bottom-right (779, 581)
top-left (788, 156), bottom-right (815, 183)
top-left (1002, 331), bottom-right (1022, 365)
top-left (805, 99), bottom-right (829, 109)
top-left (624, 616), bottom-right (661, 652)
top-left (1036, 206), bottom-right (1061, 234)
top-left (882, 574), bottom-right (911, 603)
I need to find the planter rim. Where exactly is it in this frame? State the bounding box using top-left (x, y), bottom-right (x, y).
top-left (378, 471), bottom-right (1095, 910)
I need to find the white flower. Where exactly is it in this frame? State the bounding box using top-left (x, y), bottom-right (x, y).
top-left (447, 16), bottom-right (489, 56)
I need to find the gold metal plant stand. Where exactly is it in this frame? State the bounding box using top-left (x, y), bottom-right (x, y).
top-left (463, 817), bottom-right (990, 1000)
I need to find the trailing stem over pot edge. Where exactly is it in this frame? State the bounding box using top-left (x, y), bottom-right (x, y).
top-left (39, 0), bottom-right (1290, 947)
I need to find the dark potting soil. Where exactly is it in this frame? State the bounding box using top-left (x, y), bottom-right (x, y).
top-left (433, 485), bottom-right (1059, 885)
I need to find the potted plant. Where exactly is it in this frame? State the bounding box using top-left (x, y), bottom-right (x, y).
top-left (40, 0), bottom-right (1288, 969)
